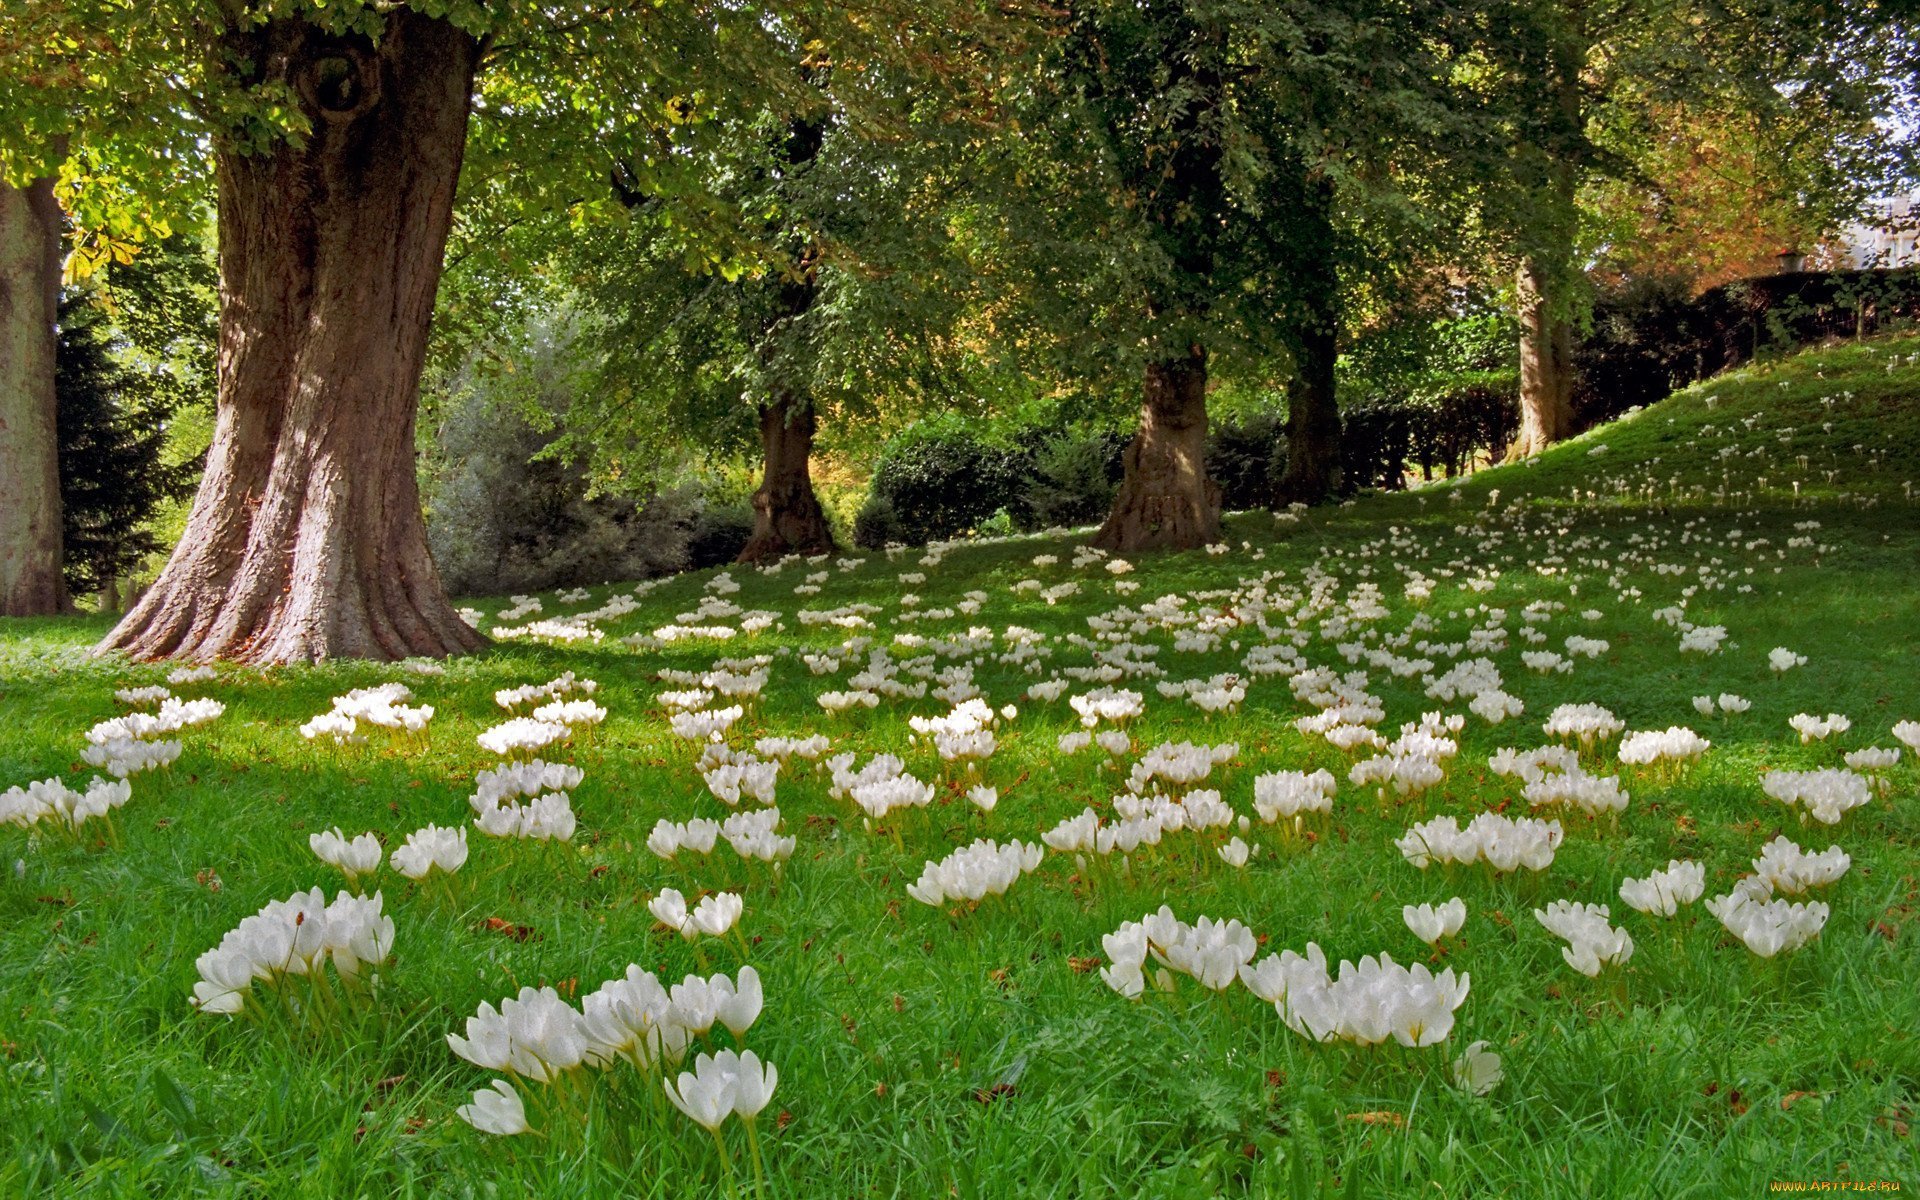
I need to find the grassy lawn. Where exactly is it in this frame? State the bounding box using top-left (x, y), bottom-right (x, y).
top-left (3, 335), bottom-right (1919, 1198)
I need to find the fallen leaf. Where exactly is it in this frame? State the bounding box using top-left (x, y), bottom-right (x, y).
top-left (1343, 1111), bottom-right (1405, 1129)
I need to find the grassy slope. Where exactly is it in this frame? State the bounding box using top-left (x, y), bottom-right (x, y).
top-left (2, 335), bottom-right (1919, 1198)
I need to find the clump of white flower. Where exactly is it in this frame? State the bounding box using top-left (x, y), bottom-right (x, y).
top-left (702, 756), bottom-right (780, 806)
top-left (1542, 703), bottom-right (1624, 747)
top-left (1618, 860), bottom-right (1706, 916)
top-left (906, 839), bottom-right (1043, 906)
top-left (1751, 836), bottom-right (1849, 894)
top-left (531, 698), bottom-right (607, 730)
top-left (1395, 813), bottom-right (1563, 872)
top-left (448, 963), bottom-right (770, 1140)
top-left (1767, 647), bottom-right (1808, 673)
top-left (1240, 942), bottom-right (1470, 1047)
top-left (88, 697), bottom-right (225, 744)
top-left (1617, 726), bottom-right (1710, 768)
top-left (648, 817), bottom-right (722, 860)
top-left (1761, 767), bottom-right (1872, 824)
top-left (0, 776), bottom-right (131, 834)
top-left (650, 888), bottom-right (745, 940)
top-left (190, 887), bottom-right (393, 1015)
top-left (115, 685), bottom-right (173, 707)
top-left (477, 717), bottom-right (569, 759)
top-left (81, 735), bottom-right (182, 778)
top-left (1534, 900), bottom-right (1634, 976)
top-left (1787, 712), bottom-right (1850, 744)
top-left (1069, 687), bottom-right (1145, 728)
top-left (1523, 768), bottom-right (1629, 816)
top-left (310, 827), bottom-right (383, 883)
top-left (1252, 769), bottom-right (1336, 822)
top-left (1403, 898), bottom-right (1467, 945)
top-left (816, 690), bottom-right (880, 715)
top-left (389, 824), bottom-right (468, 879)
top-left (475, 791), bottom-right (577, 842)
top-left (1706, 883), bottom-right (1829, 957)
top-left (670, 706), bottom-right (745, 742)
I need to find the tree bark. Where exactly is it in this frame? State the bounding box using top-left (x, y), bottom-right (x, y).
top-left (0, 170), bottom-right (69, 616)
top-left (1277, 305), bottom-right (1341, 504)
top-left (1091, 345), bottom-right (1221, 552)
top-left (98, 11), bottom-right (484, 663)
top-left (1506, 23), bottom-right (1583, 462)
top-left (1508, 256), bottom-right (1574, 459)
top-left (1276, 175), bottom-right (1344, 505)
top-left (737, 392), bottom-right (835, 563)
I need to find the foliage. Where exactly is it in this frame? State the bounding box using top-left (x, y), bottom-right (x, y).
top-left (1573, 267), bottom-right (1920, 425)
top-left (1020, 431), bottom-right (1128, 530)
top-left (422, 312), bottom-right (725, 596)
top-left (53, 291), bottom-right (198, 594)
top-left (1341, 377), bottom-right (1520, 491)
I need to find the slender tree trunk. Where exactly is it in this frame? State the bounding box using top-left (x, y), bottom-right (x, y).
top-left (1277, 313), bottom-right (1341, 503)
top-left (0, 169), bottom-right (68, 616)
top-left (1092, 345), bottom-right (1221, 552)
top-left (1509, 256), bottom-right (1574, 459)
top-left (99, 11), bottom-right (484, 663)
top-left (1507, 27), bottom-right (1582, 462)
top-left (738, 392), bottom-right (835, 563)
top-left (1276, 174), bottom-right (1342, 505)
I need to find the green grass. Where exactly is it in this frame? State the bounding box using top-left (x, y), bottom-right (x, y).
top-left (4, 335), bottom-right (1920, 1198)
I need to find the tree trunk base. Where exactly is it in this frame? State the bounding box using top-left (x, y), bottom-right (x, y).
top-left (1091, 349), bottom-right (1221, 553)
top-left (736, 396), bottom-right (836, 565)
top-left (94, 9), bottom-right (483, 664)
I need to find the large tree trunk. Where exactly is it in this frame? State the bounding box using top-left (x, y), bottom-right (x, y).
top-left (1091, 345), bottom-right (1221, 552)
top-left (1508, 256), bottom-right (1573, 459)
top-left (737, 392), bottom-right (835, 563)
top-left (99, 11), bottom-right (484, 663)
top-left (1276, 176), bottom-right (1343, 505)
top-left (0, 170), bottom-right (68, 616)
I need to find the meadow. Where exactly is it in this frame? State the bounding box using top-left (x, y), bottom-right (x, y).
top-left (4, 335), bottom-right (1920, 1198)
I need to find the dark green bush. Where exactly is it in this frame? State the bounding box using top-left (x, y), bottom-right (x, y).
top-left (1206, 411), bottom-right (1287, 511)
top-left (855, 429), bottom-right (1033, 547)
top-left (687, 501), bottom-right (755, 569)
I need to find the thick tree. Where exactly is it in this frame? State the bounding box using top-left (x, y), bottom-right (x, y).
top-left (4, 0), bottom-right (931, 660)
top-left (0, 169), bottom-right (66, 615)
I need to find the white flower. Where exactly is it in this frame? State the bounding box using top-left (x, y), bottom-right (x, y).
top-left (1452, 1040), bottom-right (1503, 1095)
top-left (1706, 888), bottom-right (1829, 957)
top-left (389, 825), bottom-right (467, 879)
top-left (1535, 900), bottom-right (1634, 976)
top-left (1402, 898), bottom-right (1467, 944)
top-left (1762, 768), bottom-right (1871, 824)
top-left (1768, 647), bottom-right (1808, 672)
top-left (1217, 837), bottom-right (1250, 868)
top-left (457, 1081), bottom-right (530, 1136)
top-left (310, 827), bottom-right (383, 880)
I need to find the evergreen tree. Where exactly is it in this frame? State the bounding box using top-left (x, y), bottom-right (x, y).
top-left (54, 290), bottom-right (197, 596)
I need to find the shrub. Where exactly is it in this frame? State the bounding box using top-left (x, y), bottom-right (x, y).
top-left (1020, 430), bottom-right (1126, 529)
top-left (1206, 411), bottom-right (1286, 511)
top-left (422, 313), bottom-right (733, 595)
top-left (857, 428), bottom-right (1032, 546)
top-left (687, 501), bottom-right (755, 569)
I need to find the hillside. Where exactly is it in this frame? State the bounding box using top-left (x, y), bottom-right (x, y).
top-left (1, 335), bottom-right (1917, 1197)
